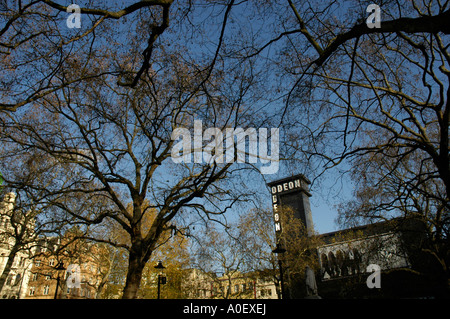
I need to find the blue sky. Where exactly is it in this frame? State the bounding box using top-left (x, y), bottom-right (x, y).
top-left (264, 169), bottom-right (355, 234)
top-left (50, 0), bottom-right (358, 235)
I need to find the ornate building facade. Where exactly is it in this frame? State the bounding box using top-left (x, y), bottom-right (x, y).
top-left (0, 192), bottom-right (104, 299)
top-left (182, 268), bottom-right (278, 299)
top-left (268, 174), bottom-right (434, 299)
top-left (0, 192), bottom-right (34, 299)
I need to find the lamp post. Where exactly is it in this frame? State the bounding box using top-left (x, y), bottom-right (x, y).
top-left (54, 261), bottom-right (66, 299)
top-left (272, 244), bottom-right (286, 299)
top-left (154, 260), bottom-right (166, 299)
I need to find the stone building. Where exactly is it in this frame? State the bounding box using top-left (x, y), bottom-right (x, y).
top-left (316, 218), bottom-right (427, 298)
top-left (0, 192), bottom-right (35, 299)
top-left (0, 192), bottom-right (105, 299)
top-left (268, 174), bottom-right (435, 299)
top-left (182, 268), bottom-right (277, 299)
top-left (25, 235), bottom-right (104, 299)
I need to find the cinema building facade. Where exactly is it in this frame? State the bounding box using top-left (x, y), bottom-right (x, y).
top-left (268, 174), bottom-right (446, 299)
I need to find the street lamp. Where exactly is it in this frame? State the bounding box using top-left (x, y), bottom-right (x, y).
top-left (54, 261), bottom-right (66, 299)
top-left (272, 244), bottom-right (286, 299)
top-left (154, 260), bottom-right (166, 299)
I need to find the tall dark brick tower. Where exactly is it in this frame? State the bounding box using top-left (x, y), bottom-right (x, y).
top-left (267, 174), bottom-right (314, 237)
top-left (267, 174), bottom-right (315, 299)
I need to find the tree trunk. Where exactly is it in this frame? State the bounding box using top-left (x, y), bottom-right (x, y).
top-left (122, 250), bottom-right (146, 299)
top-left (0, 246), bottom-right (18, 293)
top-left (95, 249), bottom-right (117, 299)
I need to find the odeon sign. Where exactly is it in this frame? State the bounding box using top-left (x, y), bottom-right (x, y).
top-left (270, 178), bottom-right (303, 233)
top-left (271, 179), bottom-right (303, 195)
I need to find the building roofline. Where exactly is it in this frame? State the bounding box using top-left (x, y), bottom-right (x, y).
top-left (317, 217), bottom-right (413, 243)
top-left (266, 174), bottom-right (311, 187)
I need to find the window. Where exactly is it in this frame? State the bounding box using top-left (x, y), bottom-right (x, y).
top-left (14, 274), bottom-right (21, 286)
top-left (234, 284), bottom-right (239, 293)
top-left (35, 260), bottom-right (41, 267)
top-left (32, 273), bottom-right (38, 281)
top-left (320, 253), bottom-right (328, 271)
top-left (29, 287), bottom-right (35, 296)
top-left (45, 275), bottom-right (51, 281)
top-left (6, 275), bottom-right (13, 286)
top-left (0, 217), bottom-right (7, 227)
top-left (43, 285), bottom-right (49, 295)
top-left (49, 259), bottom-right (55, 266)
top-left (328, 252), bottom-right (337, 277)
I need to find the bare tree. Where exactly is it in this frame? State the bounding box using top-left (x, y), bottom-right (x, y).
top-left (191, 225), bottom-right (244, 299)
top-left (1, 0), bottom-right (175, 113)
top-left (234, 208), bottom-right (280, 297)
top-left (0, 147), bottom-right (75, 294)
top-left (225, 0), bottom-right (448, 206)
top-left (246, 0), bottom-right (450, 295)
top-left (0, 0), bottom-right (269, 299)
top-left (336, 143), bottom-right (449, 294)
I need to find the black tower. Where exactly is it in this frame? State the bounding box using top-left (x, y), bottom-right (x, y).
top-left (268, 174), bottom-right (314, 237)
top-left (267, 174), bottom-right (316, 299)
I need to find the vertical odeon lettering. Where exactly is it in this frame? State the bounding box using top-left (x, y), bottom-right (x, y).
top-left (272, 195), bottom-right (281, 232)
top-left (270, 178), bottom-right (305, 233)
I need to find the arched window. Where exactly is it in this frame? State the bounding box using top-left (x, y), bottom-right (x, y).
top-left (340, 250), bottom-right (351, 276)
top-left (336, 250), bottom-right (344, 277)
top-left (6, 274), bottom-right (13, 286)
top-left (351, 248), bottom-right (361, 274)
top-left (328, 252), bottom-right (337, 277)
top-left (320, 253), bottom-right (330, 279)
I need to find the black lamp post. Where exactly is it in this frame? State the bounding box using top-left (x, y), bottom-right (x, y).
top-left (154, 260), bottom-right (166, 299)
top-left (53, 261), bottom-right (66, 299)
top-left (272, 244), bottom-right (286, 299)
